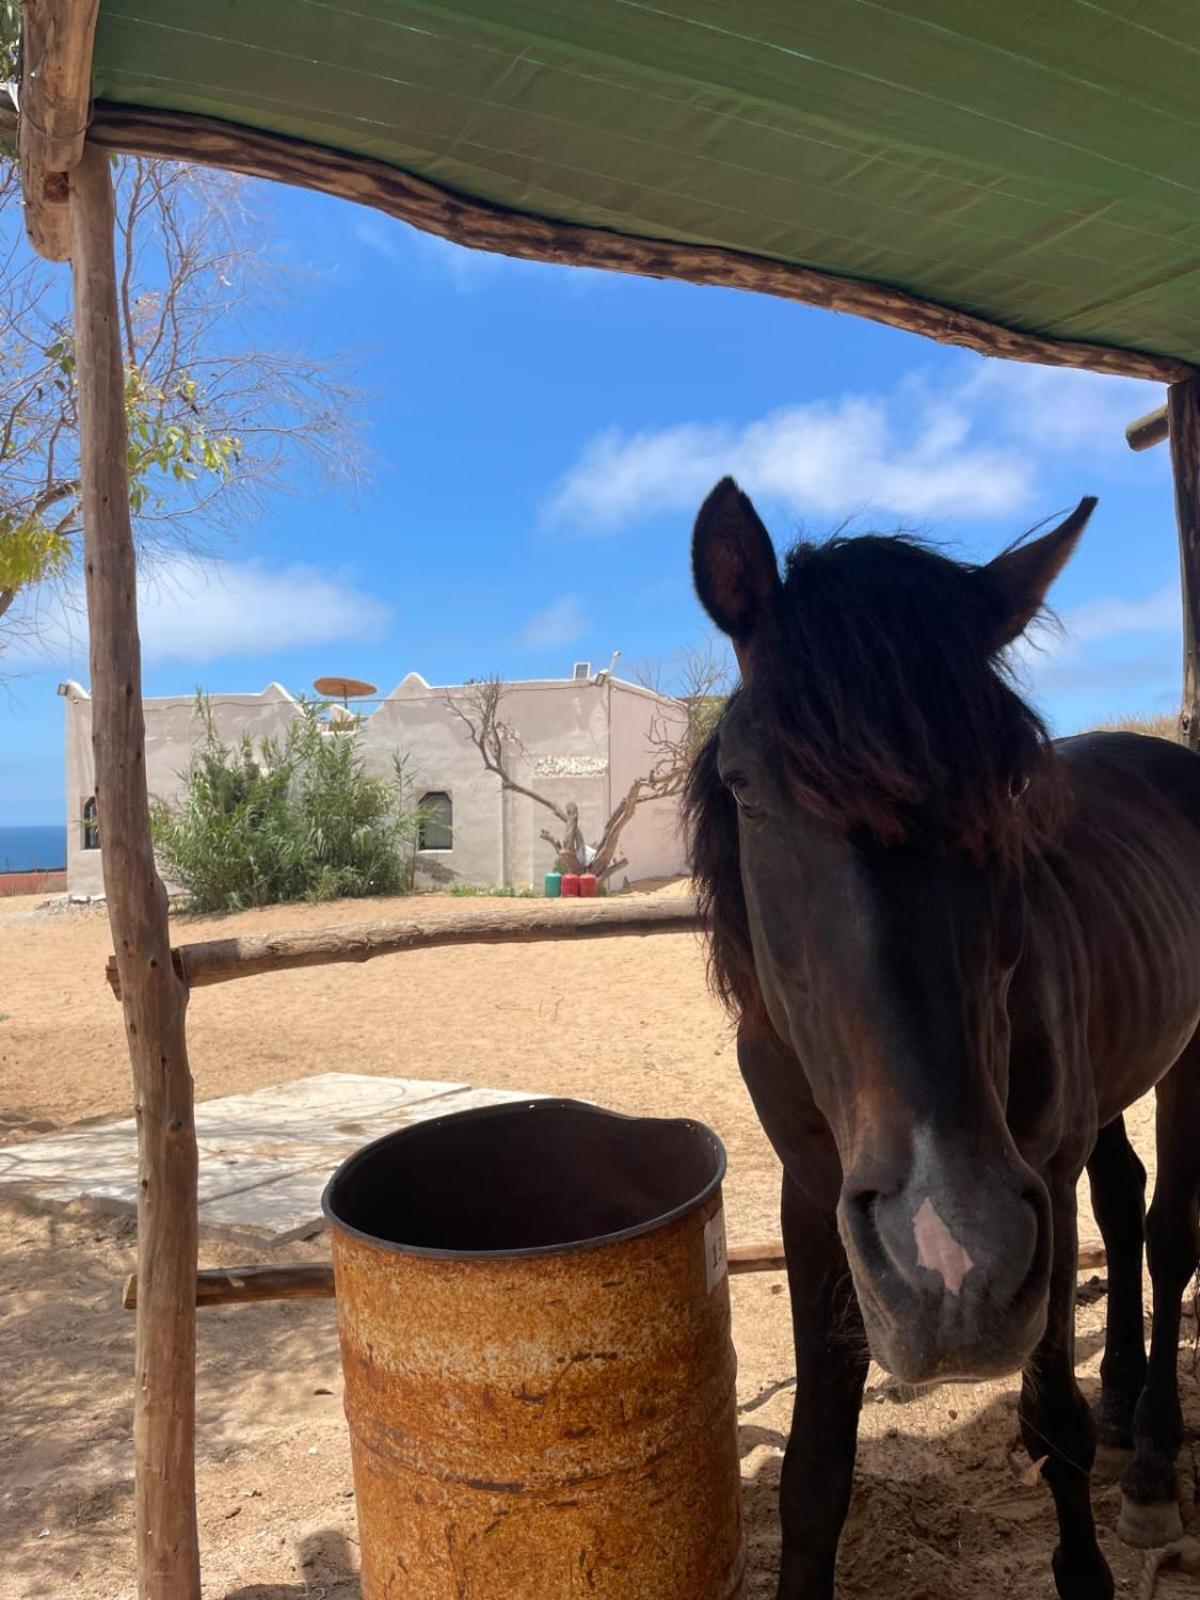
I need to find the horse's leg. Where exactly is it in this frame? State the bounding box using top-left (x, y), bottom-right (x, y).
top-left (1021, 1180), bottom-right (1114, 1600)
top-left (1086, 1115), bottom-right (1147, 1469)
top-left (1118, 1053), bottom-right (1200, 1546)
top-left (775, 1170), bottom-right (868, 1600)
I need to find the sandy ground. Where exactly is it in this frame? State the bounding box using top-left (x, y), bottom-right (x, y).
top-left (0, 888), bottom-right (1196, 1600)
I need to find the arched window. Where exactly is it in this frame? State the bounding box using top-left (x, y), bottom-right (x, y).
top-left (418, 791), bottom-right (453, 851)
top-left (82, 795), bottom-right (100, 851)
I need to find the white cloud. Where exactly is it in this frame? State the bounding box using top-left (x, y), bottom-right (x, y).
top-left (353, 218), bottom-right (402, 263)
top-left (354, 212), bottom-right (503, 290)
top-left (1054, 585), bottom-right (1178, 644)
top-left (1012, 581), bottom-right (1178, 697)
top-left (355, 213), bottom-right (606, 297)
top-left (358, 210), bottom-right (511, 292)
top-left (962, 362), bottom-right (1164, 455)
top-left (542, 392), bottom-right (1033, 533)
top-left (416, 232), bottom-right (511, 293)
top-left (519, 594), bottom-right (586, 648)
top-left (542, 359), bottom-right (1168, 537)
top-left (17, 556), bottom-right (390, 669)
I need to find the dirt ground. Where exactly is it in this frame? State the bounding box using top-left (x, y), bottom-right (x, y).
top-left (0, 888), bottom-right (1196, 1600)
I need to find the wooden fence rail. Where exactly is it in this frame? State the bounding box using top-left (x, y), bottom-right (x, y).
top-left (107, 896), bottom-right (702, 998)
top-left (123, 1240), bottom-right (1107, 1310)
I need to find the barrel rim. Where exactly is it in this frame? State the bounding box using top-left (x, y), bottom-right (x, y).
top-left (320, 1097), bottom-right (727, 1261)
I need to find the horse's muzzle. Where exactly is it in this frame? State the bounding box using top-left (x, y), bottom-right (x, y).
top-left (837, 1147), bottom-right (1051, 1383)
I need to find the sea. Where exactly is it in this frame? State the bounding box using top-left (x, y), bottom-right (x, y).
top-left (0, 824), bottom-right (68, 872)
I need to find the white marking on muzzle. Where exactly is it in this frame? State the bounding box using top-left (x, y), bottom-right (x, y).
top-left (913, 1197), bottom-right (974, 1296)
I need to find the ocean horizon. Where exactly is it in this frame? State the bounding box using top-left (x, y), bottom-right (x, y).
top-left (0, 824), bottom-right (68, 872)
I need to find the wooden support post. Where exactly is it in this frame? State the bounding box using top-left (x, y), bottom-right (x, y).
top-left (18, 0), bottom-right (101, 260)
top-left (70, 144), bottom-right (201, 1600)
top-left (1169, 378), bottom-right (1200, 752)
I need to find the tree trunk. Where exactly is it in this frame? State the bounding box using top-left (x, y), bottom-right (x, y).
top-left (1170, 378), bottom-right (1200, 752)
top-left (71, 143), bottom-right (201, 1600)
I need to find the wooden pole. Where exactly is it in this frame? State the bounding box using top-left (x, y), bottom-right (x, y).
top-left (1126, 403), bottom-right (1169, 453)
top-left (122, 1240), bottom-right (1106, 1311)
top-left (17, 0), bottom-right (101, 261)
top-left (1169, 378), bottom-right (1200, 751)
top-left (106, 895), bottom-right (702, 999)
top-left (70, 144), bottom-right (201, 1600)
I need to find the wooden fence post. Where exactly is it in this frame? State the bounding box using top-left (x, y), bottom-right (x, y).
top-left (70, 143), bottom-right (201, 1600)
top-left (1170, 379), bottom-right (1200, 752)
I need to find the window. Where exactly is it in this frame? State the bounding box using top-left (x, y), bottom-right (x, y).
top-left (82, 795), bottom-right (100, 851)
top-left (418, 791), bottom-right (453, 851)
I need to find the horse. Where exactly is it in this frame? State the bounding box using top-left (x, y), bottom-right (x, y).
top-left (683, 478), bottom-right (1200, 1600)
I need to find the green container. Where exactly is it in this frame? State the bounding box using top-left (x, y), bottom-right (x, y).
top-left (544, 872), bottom-right (563, 898)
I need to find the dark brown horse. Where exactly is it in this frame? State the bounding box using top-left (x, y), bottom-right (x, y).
top-left (685, 479), bottom-right (1200, 1600)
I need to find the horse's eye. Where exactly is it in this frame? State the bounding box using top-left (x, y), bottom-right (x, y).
top-left (724, 774), bottom-right (761, 817)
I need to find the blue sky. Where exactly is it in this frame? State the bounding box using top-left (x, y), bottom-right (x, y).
top-left (0, 179), bottom-right (1181, 826)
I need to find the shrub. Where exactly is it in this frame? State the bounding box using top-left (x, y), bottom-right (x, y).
top-left (1092, 713), bottom-right (1181, 743)
top-left (151, 695), bottom-right (423, 912)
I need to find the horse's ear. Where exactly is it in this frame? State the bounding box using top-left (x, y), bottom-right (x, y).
top-left (692, 478), bottom-right (782, 648)
top-left (977, 496), bottom-right (1096, 649)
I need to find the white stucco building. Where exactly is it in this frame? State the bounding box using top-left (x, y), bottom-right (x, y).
top-left (60, 667), bottom-right (690, 897)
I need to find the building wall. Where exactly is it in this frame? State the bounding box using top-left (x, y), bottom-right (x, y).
top-left (358, 674), bottom-right (506, 889)
top-left (63, 683), bottom-right (299, 897)
top-left (62, 672), bottom-right (687, 896)
top-left (493, 679), bottom-right (611, 890)
top-left (607, 680), bottom-right (690, 884)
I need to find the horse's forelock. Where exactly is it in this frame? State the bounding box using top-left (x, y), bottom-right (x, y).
top-left (758, 534), bottom-right (1063, 860)
top-left (684, 533), bottom-right (1066, 1016)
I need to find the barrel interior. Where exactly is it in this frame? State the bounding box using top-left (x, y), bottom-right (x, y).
top-left (325, 1100), bottom-right (723, 1255)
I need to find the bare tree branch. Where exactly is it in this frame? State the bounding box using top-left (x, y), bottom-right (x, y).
top-left (449, 651), bottom-right (732, 883)
top-left (636, 638), bottom-right (735, 798)
top-left (445, 677), bottom-right (575, 826)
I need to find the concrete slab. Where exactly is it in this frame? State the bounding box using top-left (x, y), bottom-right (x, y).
top-left (0, 1073), bottom-right (544, 1244)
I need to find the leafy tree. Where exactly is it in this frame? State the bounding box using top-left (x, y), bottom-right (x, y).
top-left (0, 33), bottom-right (360, 644)
top-left (151, 697), bottom-right (423, 912)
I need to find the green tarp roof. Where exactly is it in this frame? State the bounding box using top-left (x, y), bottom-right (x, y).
top-left (91, 1), bottom-right (1200, 368)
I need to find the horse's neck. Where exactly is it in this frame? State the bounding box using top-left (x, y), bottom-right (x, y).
top-left (1017, 758), bottom-right (1200, 1120)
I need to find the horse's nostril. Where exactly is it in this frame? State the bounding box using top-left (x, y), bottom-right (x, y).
top-left (847, 1189), bottom-right (881, 1236)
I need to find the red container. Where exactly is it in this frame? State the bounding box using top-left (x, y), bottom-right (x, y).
top-left (579, 873), bottom-right (598, 898)
top-left (561, 874), bottom-right (581, 897)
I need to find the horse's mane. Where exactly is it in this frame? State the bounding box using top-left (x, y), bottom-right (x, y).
top-left (684, 531), bottom-right (1065, 1016)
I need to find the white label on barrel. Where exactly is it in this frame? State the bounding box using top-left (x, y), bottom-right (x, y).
top-left (704, 1205), bottom-right (728, 1292)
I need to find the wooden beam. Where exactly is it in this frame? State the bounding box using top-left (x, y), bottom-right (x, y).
top-left (123, 1240), bottom-right (1107, 1311)
top-left (124, 1262), bottom-right (337, 1310)
top-left (106, 896), bottom-right (702, 999)
top-left (0, 98), bottom-right (1188, 384)
top-left (1170, 378), bottom-right (1200, 752)
top-left (1127, 403), bottom-right (1170, 452)
top-left (71, 144), bottom-right (201, 1600)
top-left (122, 1244), bottom-right (791, 1310)
top-left (17, 0), bottom-right (100, 260)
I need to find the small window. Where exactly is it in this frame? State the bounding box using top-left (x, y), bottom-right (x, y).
top-left (418, 791), bottom-right (453, 851)
top-left (82, 795), bottom-right (100, 851)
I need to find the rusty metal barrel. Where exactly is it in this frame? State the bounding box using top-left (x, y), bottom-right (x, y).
top-left (322, 1098), bottom-right (745, 1600)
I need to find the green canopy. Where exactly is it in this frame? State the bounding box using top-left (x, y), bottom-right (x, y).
top-left (90, 1), bottom-right (1200, 368)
